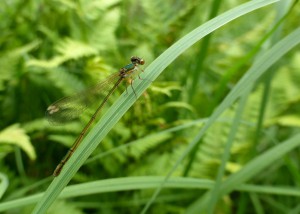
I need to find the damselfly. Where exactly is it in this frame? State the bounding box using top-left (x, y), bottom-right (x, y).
top-left (46, 56), bottom-right (145, 176)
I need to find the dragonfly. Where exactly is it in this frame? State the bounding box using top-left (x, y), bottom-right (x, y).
top-left (46, 56), bottom-right (145, 176)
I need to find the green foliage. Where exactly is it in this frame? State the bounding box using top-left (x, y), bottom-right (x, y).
top-left (0, 124), bottom-right (36, 160)
top-left (0, 0), bottom-right (300, 213)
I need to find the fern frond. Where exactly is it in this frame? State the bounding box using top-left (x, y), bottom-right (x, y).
top-left (0, 124), bottom-right (36, 160)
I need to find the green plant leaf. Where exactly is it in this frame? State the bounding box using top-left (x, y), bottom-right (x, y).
top-left (0, 124), bottom-right (36, 160)
top-left (0, 173), bottom-right (9, 199)
top-left (27, 38), bottom-right (98, 69)
top-left (2, 176), bottom-right (300, 212)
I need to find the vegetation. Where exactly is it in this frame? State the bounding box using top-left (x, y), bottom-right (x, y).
top-left (1, 0), bottom-right (300, 213)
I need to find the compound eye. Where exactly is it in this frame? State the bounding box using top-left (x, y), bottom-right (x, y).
top-left (131, 56), bottom-right (145, 65)
top-left (139, 59), bottom-right (145, 65)
top-left (131, 56), bottom-right (138, 63)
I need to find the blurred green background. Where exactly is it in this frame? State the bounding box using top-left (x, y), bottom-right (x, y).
top-left (1, 0), bottom-right (300, 213)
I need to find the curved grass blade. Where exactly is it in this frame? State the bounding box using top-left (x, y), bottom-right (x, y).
top-left (33, 0), bottom-right (281, 213)
top-left (144, 20), bottom-right (300, 214)
top-left (3, 175), bottom-right (300, 212)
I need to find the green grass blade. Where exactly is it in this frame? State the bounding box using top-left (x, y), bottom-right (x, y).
top-left (187, 133), bottom-right (300, 213)
top-left (181, 27), bottom-right (300, 213)
top-left (32, 0), bottom-right (280, 213)
top-left (0, 173), bottom-right (9, 199)
top-left (207, 90), bottom-right (251, 212)
top-left (142, 0), bottom-right (284, 213)
top-left (2, 176), bottom-right (300, 212)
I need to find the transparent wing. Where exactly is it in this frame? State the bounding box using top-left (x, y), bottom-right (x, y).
top-left (45, 71), bottom-right (123, 125)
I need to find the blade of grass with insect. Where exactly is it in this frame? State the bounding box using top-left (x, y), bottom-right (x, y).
top-left (33, 0), bottom-right (280, 213)
top-left (48, 56), bottom-right (145, 176)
